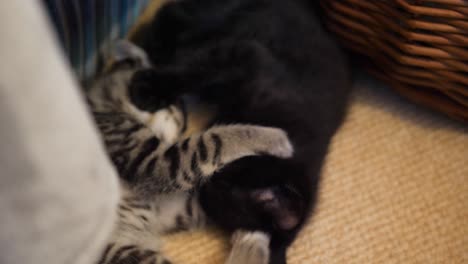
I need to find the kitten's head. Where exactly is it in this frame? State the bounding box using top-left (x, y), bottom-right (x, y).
top-left (104, 41), bottom-right (182, 113)
top-left (89, 40), bottom-right (152, 111)
top-left (89, 40), bottom-right (187, 142)
top-left (200, 156), bottom-right (310, 247)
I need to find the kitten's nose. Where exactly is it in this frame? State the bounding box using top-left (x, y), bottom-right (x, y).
top-left (251, 189), bottom-right (275, 202)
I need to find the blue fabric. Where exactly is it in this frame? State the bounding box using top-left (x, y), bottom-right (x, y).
top-left (43, 0), bottom-right (151, 81)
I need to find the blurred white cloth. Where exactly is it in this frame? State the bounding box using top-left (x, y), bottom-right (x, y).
top-left (0, 2), bottom-right (119, 264)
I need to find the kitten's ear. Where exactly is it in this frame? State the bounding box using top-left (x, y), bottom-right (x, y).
top-left (106, 40), bottom-right (151, 68)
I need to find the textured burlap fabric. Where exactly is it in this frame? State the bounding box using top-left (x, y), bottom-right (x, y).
top-left (162, 75), bottom-right (468, 263)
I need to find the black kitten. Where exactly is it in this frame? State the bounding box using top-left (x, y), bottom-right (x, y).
top-left (135, 0), bottom-right (351, 263)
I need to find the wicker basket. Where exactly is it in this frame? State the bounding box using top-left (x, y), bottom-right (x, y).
top-left (321, 0), bottom-right (468, 122)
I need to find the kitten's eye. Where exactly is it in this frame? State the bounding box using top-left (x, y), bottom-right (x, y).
top-left (107, 58), bottom-right (140, 73)
top-left (116, 58), bottom-right (138, 68)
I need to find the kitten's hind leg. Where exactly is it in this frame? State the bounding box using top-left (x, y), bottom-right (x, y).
top-left (97, 193), bottom-right (174, 264)
top-left (226, 230), bottom-right (270, 264)
top-left (97, 242), bottom-right (172, 264)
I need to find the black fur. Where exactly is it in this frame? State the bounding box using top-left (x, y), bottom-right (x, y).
top-left (135, 0), bottom-right (351, 263)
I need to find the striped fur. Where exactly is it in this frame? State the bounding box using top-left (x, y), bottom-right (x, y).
top-left (87, 41), bottom-right (291, 264)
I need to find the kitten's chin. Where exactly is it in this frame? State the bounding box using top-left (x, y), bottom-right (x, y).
top-left (250, 187), bottom-right (302, 231)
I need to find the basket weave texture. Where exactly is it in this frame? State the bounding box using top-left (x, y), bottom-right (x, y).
top-left (321, 0), bottom-right (468, 122)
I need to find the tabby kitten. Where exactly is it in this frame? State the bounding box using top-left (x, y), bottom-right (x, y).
top-left (87, 41), bottom-right (294, 264)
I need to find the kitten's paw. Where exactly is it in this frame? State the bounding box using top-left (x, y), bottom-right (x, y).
top-left (128, 69), bottom-right (182, 111)
top-left (255, 127), bottom-right (293, 159)
top-left (231, 230), bottom-right (270, 246)
top-left (228, 230), bottom-right (270, 264)
top-left (205, 125), bottom-right (293, 172)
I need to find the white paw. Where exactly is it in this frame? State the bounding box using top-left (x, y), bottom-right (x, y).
top-left (231, 230), bottom-right (270, 245)
top-left (260, 127), bottom-right (294, 158)
top-left (229, 230), bottom-right (270, 264)
top-left (147, 107), bottom-right (183, 144)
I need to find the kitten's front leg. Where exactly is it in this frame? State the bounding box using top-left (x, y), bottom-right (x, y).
top-left (131, 124), bottom-right (293, 197)
top-left (226, 230), bottom-right (270, 264)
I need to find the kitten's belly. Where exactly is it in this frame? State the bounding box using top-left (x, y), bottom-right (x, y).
top-left (183, 96), bottom-right (217, 137)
